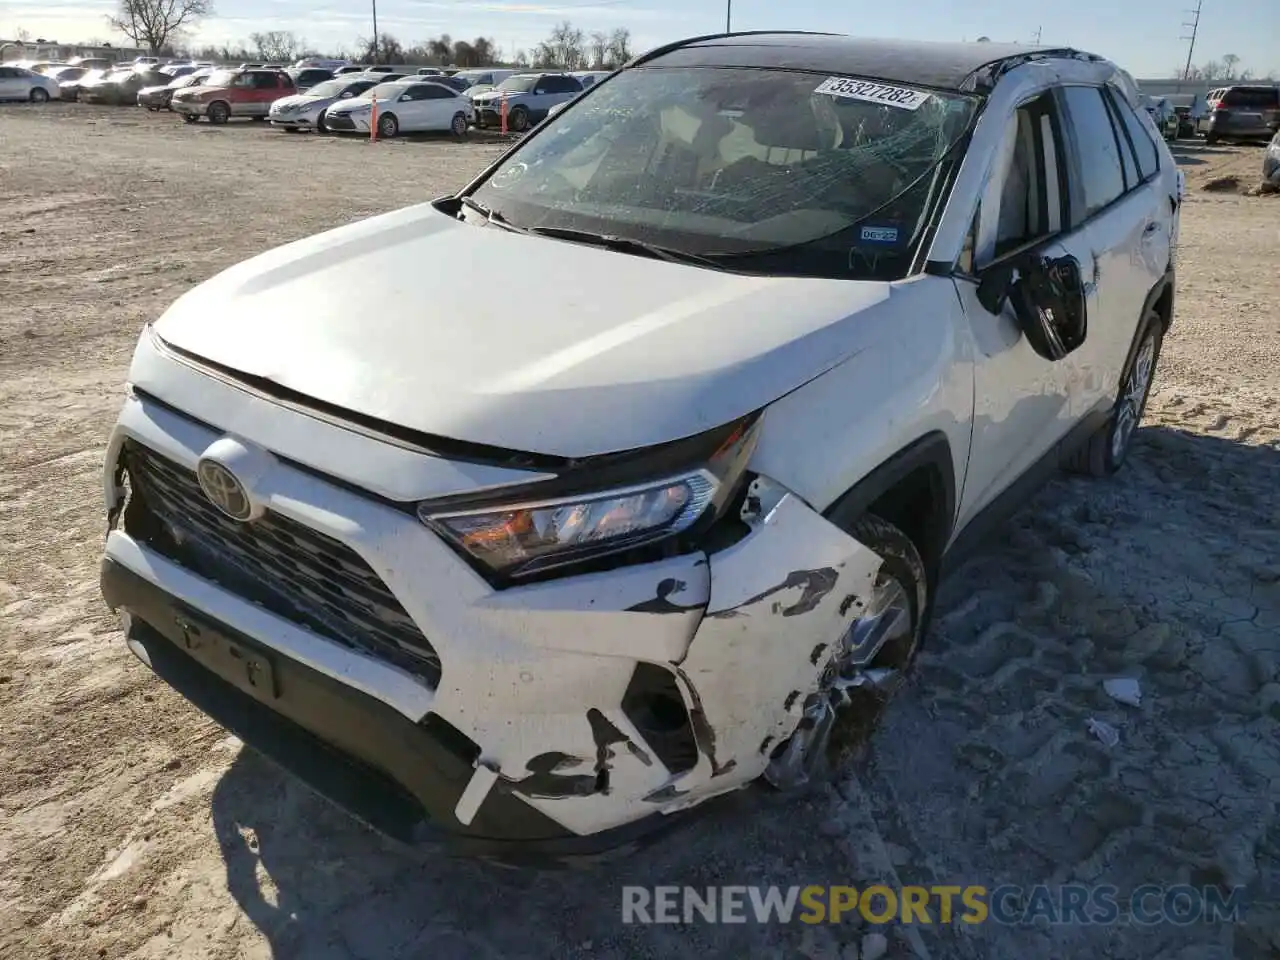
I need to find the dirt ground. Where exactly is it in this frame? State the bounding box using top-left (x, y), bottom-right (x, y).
top-left (1, 103), bottom-right (1278, 960)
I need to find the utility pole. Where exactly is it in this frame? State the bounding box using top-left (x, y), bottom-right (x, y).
top-left (1179, 0), bottom-right (1202, 90)
top-left (1032, 26), bottom-right (1042, 44)
top-left (371, 0), bottom-right (379, 64)
top-left (726, 0), bottom-right (732, 32)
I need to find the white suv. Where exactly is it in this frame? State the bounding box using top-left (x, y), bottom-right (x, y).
top-left (101, 34), bottom-right (1182, 865)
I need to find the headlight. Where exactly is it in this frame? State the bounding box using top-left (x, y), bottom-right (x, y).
top-left (419, 416), bottom-right (759, 579)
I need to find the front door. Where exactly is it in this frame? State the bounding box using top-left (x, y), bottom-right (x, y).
top-left (953, 91), bottom-right (1100, 530)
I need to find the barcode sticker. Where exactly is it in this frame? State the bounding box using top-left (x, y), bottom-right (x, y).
top-left (814, 76), bottom-right (931, 111)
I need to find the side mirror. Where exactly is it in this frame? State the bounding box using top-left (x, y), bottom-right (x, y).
top-left (1009, 254), bottom-right (1088, 361)
top-left (975, 254), bottom-right (1088, 362)
top-left (340, 90), bottom-right (353, 98)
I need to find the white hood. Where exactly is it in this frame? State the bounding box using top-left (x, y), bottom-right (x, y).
top-left (151, 203), bottom-right (892, 458)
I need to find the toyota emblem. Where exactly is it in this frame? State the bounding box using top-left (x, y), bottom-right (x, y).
top-left (196, 459), bottom-right (253, 521)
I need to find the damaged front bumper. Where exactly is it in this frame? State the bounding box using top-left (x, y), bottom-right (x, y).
top-left (101, 384), bottom-right (886, 863)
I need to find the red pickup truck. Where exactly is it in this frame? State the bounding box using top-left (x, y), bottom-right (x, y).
top-left (170, 68), bottom-right (295, 124)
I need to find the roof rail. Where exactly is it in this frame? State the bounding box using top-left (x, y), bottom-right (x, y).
top-left (624, 30), bottom-right (841, 69)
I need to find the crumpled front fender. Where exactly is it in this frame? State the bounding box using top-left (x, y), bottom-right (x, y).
top-left (664, 477), bottom-right (885, 805)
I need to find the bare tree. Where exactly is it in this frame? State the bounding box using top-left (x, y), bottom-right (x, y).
top-left (15, 27), bottom-right (31, 43)
top-left (427, 34), bottom-right (451, 63)
top-left (250, 30), bottom-right (302, 62)
top-left (109, 0), bottom-right (213, 55)
top-left (605, 28), bottom-right (631, 67)
top-left (471, 36), bottom-right (495, 66)
top-left (535, 20), bottom-right (585, 69)
top-left (512, 48), bottom-right (530, 68)
top-left (588, 30), bottom-right (608, 69)
top-left (356, 32), bottom-right (402, 64)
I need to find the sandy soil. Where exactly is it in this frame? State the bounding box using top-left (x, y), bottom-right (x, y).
top-left (1, 104), bottom-right (1278, 960)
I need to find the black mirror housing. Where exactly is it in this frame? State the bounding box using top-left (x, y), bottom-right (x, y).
top-left (1008, 254), bottom-right (1088, 362)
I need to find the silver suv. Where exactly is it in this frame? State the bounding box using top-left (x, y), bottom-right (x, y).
top-left (470, 72), bottom-right (583, 130)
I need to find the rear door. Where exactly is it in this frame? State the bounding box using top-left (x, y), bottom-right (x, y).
top-left (419, 83), bottom-right (460, 129)
top-left (391, 84), bottom-right (432, 130)
top-left (1054, 84), bottom-right (1170, 417)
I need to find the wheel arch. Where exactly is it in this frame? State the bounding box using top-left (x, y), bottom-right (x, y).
top-left (821, 431), bottom-right (957, 581)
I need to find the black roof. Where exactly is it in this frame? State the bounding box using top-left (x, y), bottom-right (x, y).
top-left (640, 32), bottom-right (1096, 92)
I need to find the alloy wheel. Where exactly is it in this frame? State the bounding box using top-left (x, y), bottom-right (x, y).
top-left (764, 565), bottom-right (918, 790)
top-left (1112, 333), bottom-right (1157, 461)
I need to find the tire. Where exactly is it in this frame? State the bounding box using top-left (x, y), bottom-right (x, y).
top-left (1065, 309), bottom-right (1164, 478)
top-left (763, 513), bottom-right (929, 787)
top-left (1205, 132), bottom-right (1219, 145)
top-left (206, 100), bottom-right (230, 124)
top-left (316, 109), bottom-right (328, 133)
top-left (29, 87), bottom-right (50, 104)
top-left (508, 105), bottom-right (529, 132)
top-left (377, 112), bottom-right (398, 138)
top-left (182, 113), bottom-right (199, 124)
top-left (451, 111), bottom-right (468, 138)
top-left (251, 115), bottom-right (266, 122)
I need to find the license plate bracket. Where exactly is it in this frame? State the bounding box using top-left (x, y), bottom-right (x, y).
top-left (174, 613), bottom-right (279, 701)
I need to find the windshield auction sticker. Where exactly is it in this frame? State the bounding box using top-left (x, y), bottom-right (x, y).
top-left (814, 76), bottom-right (931, 110)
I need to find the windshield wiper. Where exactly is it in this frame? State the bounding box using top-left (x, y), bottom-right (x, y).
top-left (524, 226), bottom-right (725, 270)
top-left (456, 195), bottom-right (531, 235)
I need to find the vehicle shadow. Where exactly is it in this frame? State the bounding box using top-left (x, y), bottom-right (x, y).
top-left (208, 421), bottom-right (1279, 960)
top-left (209, 747), bottom-right (851, 959)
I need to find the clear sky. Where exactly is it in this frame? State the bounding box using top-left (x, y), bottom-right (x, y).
top-left (8, 0), bottom-right (1278, 78)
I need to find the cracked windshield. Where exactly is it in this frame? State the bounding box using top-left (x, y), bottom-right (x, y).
top-left (471, 66), bottom-right (979, 279)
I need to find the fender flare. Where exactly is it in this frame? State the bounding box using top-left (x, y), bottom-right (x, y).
top-left (1119, 267), bottom-right (1176, 389)
top-left (820, 431), bottom-right (957, 574)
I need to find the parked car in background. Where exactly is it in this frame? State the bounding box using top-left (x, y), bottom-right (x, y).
top-left (470, 72), bottom-right (583, 131)
top-left (133, 56), bottom-right (161, 67)
top-left (416, 67), bottom-right (444, 76)
top-left (1200, 85), bottom-right (1280, 143)
top-left (292, 57), bottom-right (349, 72)
top-left (67, 56), bottom-right (112, 70)
top-left (29, 61), bottom-right (70, 75)
top-left (1265, 128), bottom-right (1280, 186)
top-left (453, 67), bottom-right (515, 97)
top-left (0, 65), bottom-right (61, 102)
top-left (570, 70), bottom-right (611, 89)
top-left (83, 68), bottom-right (170, 105)
top-left (171, 68), bottom-right (297, 123)
top-left (48, 65), bottom-right (89, 84)
top-left (287, 67), bottom-right (334, 93)
top-left (268, 75), bottom-right (379, 132)
top-left (237, 63), bottom-right (266, 70)
top-left (138, 70), bottom-right (213, 111)
top-left (323, 78), bottom-right (472, 137)
top-left (334, 65), bottom-right (369, 75)
top-left (58, 67), bottom-right (108, 101)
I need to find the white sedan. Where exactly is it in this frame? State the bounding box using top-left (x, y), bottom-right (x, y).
top-left (267, 75), bottom-right (379, 132)
top-left (0, 65), bottom-right (62, 102)
top-left (321, 78), bottom-right (472, 137)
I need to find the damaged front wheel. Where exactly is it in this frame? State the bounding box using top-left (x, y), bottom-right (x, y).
top-left (764, 514), bottom-right (927, 790)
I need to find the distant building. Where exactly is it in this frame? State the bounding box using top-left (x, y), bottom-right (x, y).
top-left (0, 38), bottom-right (147, 63)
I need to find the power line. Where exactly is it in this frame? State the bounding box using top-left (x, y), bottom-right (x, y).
top-left (1179, 0), bottom-right (1202, 88)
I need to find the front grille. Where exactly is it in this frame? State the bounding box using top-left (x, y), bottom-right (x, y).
top-left (121, 440), bottom-right (441, 686)
top-left (326, 116), bottom-right (355, 130)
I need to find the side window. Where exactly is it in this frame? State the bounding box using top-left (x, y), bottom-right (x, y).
top-left (0, 68), bottom-right (14, 79)
top-left (423, 84), bottom-right (453, 99)
top-left (974, 93), bottom-right (1066, 266)
top-left (1059, 85), bottom-right (1127, 220)
top-left (1109, 91), bottom-right (1160, 181)
top-left (233, 74), bottom-right (254, 87)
